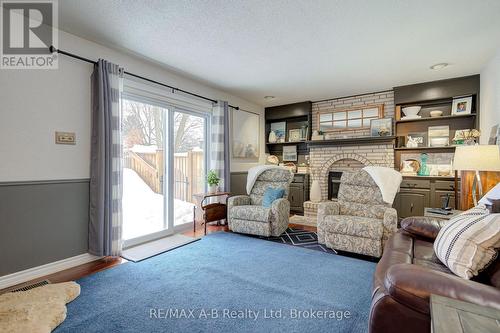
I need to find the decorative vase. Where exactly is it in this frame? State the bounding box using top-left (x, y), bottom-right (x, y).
top-left (310, 179), bottom-right (321, 203)
top-left (209, 185), bottom-right (217, 193)
top-left (268, 130), bottom-right (277, 143)
top-left (417, 153), bottom-right (430, 176)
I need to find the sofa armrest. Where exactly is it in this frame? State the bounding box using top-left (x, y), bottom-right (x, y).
top-left (400, 216), bottom-right (446, 240)
top-left (318, 201), bottom-right (340, 223)
top-left (227, 195), bottom-right (251, 209)
top-left (384, 263), bottom-right (500, 315)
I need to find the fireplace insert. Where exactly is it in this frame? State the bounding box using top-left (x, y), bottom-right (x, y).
top-left (328, 171), bottom-right (343, 200)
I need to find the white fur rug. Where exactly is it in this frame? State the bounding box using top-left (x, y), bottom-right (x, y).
top-left (0, 281), bottom-right (80, 333)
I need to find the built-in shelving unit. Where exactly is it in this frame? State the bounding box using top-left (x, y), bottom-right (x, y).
top-left (265, 102), bottom-right (312, 156)
top-left (392, 74), bottom-right (480, 212)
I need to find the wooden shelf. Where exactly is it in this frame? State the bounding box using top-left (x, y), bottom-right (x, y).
top-left (396, 113), bottom-right (476, 124)
top-left (266, 141), bottom-right (307, 146)
top-left (307, 136), bottom-right (396, 147)
top-left (394, 146), bottom-right (456, 151)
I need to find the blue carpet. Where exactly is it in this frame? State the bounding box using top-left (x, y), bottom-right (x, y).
top-left (55, 232), bottom-right (376, 333)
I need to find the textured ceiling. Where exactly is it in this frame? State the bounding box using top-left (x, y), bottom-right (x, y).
top-left (59, 0), bottom-right (500, 106)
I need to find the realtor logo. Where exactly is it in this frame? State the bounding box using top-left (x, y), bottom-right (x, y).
top-left (1, 0), bottom-right (58, 69)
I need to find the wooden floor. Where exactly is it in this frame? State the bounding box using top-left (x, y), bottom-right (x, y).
top-left (1, 222), bottom-right (316, 293)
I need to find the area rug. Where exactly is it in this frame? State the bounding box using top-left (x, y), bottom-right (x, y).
top-left (121, 234), bottom-right (199, 262)
top-left (54, 232), bottom-right (376, 333)
top-left (252, 227), bottom-right (337, 254)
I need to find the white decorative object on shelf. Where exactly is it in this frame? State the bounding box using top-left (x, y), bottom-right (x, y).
top-left (268, 130), bottom-right (277, 143)
top-left (310, 180), bottom-right (321, 203)
top-left (402, 106), bottom-right (422, 117)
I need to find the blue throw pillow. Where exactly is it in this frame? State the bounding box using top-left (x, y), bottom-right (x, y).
top-left (262, 187), bottom-right (285, 208)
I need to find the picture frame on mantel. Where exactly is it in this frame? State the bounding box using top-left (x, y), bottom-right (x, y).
top-left (370, 118), bottom-right (393, 137)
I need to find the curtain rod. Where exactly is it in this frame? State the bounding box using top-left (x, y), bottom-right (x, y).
top-left (49, 45), bottom-right (240, 110)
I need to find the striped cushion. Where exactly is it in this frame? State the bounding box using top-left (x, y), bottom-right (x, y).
top-left (434, 206), bottom-right (500, 279)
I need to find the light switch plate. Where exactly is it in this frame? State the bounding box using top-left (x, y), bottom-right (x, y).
top-left (55, 131), bottom-right (76, 145)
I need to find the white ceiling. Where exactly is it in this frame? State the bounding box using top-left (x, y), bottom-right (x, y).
top-left (59, 0), bottom-right (500, 106)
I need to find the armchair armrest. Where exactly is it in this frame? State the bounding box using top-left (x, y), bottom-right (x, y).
top-left (227, 195), bottom-right (251, 208)
top-left (400, 216), bottom-right (446, 240)
top-left (382, 208), bottom-right (398, 243)
top-left (318, 201), bottom-right (340, 223)
top-left (270, 198), bottom-right (290, 235)
top-left (384, 264), bottom-right (500, 315)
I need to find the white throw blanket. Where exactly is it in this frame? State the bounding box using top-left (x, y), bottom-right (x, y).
top-left (246, 165), bottom-right (287, 195)
top-left (362, 166), bottom-right (402, 205)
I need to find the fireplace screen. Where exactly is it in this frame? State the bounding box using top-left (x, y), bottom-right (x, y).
top-left (328, 171), bottom-right (343, 200)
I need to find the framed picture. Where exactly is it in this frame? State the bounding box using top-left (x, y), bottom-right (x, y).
top-left (451, 96), bottom-right (472, 116)
top-left (407, 132), bottom-right (427, 147)
top-left (231, 109), bottom-right (260, 159)
top-left (488, 124), bottom-right (499, 145)
top-left (288, 129), bottom-right (302, 142)
top-left (282, 145), bottom-right (297, 162)
top-left (428, 125), bottom-right (450, 147)
top-left (270, 121), bottom-right (286, 143)
top-left (370, 118), bottom-right (393, 137)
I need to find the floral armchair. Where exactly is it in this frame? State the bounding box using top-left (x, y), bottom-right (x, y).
top-left (228, 168), bottom-right (293, 237)
top-left (317, 170), bottom-right (398, 257)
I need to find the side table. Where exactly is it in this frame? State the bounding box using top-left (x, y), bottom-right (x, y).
top-left (424, 207), bottom-right (462, 220)
top-left (430, 294), bottom-right (500, 333)
top-left (192, 192), bottom-right (230, 235)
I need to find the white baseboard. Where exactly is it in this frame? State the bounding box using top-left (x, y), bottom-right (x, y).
top-left (0, 253), bottom-right (100, 290)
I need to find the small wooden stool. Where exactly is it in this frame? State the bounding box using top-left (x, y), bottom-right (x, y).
top-left (193, 192), bottom-right (230, 235)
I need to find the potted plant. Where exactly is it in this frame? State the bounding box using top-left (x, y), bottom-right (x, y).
top-left (207, 170), bottom-right (220, 193)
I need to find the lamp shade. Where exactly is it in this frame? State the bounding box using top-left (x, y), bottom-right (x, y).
top-left (453, 145), bottom-right (500, 171)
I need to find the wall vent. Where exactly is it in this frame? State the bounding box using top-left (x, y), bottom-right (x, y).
top-left (9, 279), bottom-right (51, 293)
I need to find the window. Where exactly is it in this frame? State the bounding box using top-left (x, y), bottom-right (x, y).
top-left (318, 104), bottom-right (384, 132)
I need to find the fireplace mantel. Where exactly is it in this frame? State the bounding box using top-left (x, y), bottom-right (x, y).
top-left (307, 136), bottom-right (396, 147)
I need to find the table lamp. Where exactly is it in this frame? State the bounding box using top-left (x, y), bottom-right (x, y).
top-left (452, 145), bottom-right (500, 206)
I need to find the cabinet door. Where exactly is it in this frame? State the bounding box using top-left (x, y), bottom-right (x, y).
top-left (289, 184), bottom-right (304, 212)
top-left (433, 190), bottom-right (459, 209)
top-left (397, 189), bottom-right (430, 218)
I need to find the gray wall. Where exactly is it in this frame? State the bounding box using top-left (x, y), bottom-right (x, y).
top-left (230, 172), bottom-right (248, 196)
top-left (0, 180), bottom-right (89, 276)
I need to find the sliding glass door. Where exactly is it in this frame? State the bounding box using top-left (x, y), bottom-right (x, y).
top-left (121, 98), bottom-right (168, 242)
top-left (173, 110), bottom-right (207, 226)
top-left (121, 95), bottom-right (208, 245)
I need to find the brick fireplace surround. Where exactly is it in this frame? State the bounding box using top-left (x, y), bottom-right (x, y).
top-left (304, 91), bottom-right (395, 222)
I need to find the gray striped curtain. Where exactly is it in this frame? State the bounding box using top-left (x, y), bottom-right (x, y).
top-left (211, 101), bottom-right (230, 191)
top-left (89, 59), bottom-right (124, 257)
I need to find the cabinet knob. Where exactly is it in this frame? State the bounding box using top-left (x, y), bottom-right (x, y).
top-left (410, 203), bottom-right (414, 212)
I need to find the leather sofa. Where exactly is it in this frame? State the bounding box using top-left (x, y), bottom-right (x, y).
top-left (369, 216), bottom-right (500, 333)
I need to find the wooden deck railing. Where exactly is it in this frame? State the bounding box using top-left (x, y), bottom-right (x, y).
top-left (125, 148), bottom-right (203, 203)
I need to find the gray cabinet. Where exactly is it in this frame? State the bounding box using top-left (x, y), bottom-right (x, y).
top-left (394, 177), bottom-right (460, 220)
top-left (289, 174), bottom-right (309, 214)
top-left (395, 189), bottom-right (431, 219)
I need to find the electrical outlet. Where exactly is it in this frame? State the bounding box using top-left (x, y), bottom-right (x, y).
top-left (55, 131), bottom-right (76, 145)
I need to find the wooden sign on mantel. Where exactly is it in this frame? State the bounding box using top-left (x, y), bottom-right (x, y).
top-left (460, 171), bottom-right (500, 210)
